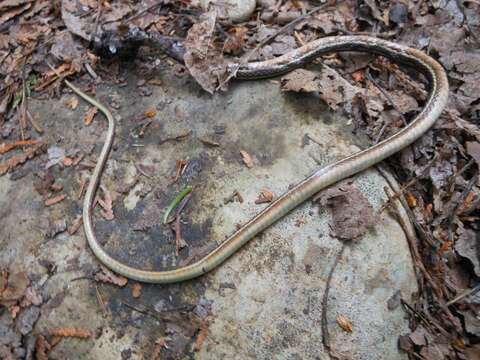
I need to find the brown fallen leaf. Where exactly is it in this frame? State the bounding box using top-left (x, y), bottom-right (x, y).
top-left (0, 2), bottom-right (31, 25)
top-left (0, 271), bottom-right (29, 307)
top-left (224, 26), bottom-right (248, 54)
top-left (151, 337), bottom-right (167, 360)
top-left (466, 141), bottom-right (480, 168)
top-left (183, 10), bottom-right (228, 94)
top-left (281, 67), bottom-right (360, 111)
top-left (144, 107), bottom-right (157, 118)
top-left (173, 159), bottom-right (188, 183)
top-left (240, 150), bottom-right (253, 168)
top-left (49, 327), bottom-right (91, 338)
top-left (20, 286), bottom-right (43, 307)
top-left (405, 192), bottom-right (417, 208)
top-left (44, 194), bottom-right (66, 207)
top-left (34, 63), bottom-right (77, 91)
top-left (62, 157), bottom-right (73, 166)
top-left (132, 283), bottom-right (142, 298)
top-left (35, 335), bottom-right (51, 360)
top-left (281, 68), bottom-right (320, 93)
top-left (0, 143), bottom-right (47, 176)
top-left (255, 188), bottom-right (274, 204)
top-left (98, 185), bottom-right (114, 221)
top-left (65, 96), bottom-right (78, 109)
top-left (84, 106), bottom-right (98, 125)
top-left (193, 321), bottom-right (208, 352)
top-left (336, 314), bottom-right (353, 333)
top-left (314, 180), bottom-right (377, 241)
top-left (95, 265), bottom-right (128, 287)
top-left (67, 215), bottom-right (83, 235)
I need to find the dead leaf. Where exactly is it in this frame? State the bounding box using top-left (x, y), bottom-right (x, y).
top-left (144, 107), bottom-right (157, 118)
top-left (98, 185), bottom-right (114, 221)
top-left (455, 229), bottom-right (480, 277)
top-left (68, 215), bottom-right (83, 235)
top-left (466, 141), bottom-right (480, 168)
top-left (240, 150), bottom-right (253, 168)
top-left (49, 327), bottom-right (91, 338)
top-left (65, 96), bottom-right (78, 110)
top-left (0, 143), bottom-right (46, 176)
top-left (44, 194), bottom-right (66, 207)
top-left (336, 314), bottom-right (353, 333)
top-left (465, 344), bottom-right (480, 360)
top-left (50, 27), bottom-right (85, 62)
top-left (34, 63), bottom-right (77, 91)
top-left (281, 69), bottom-right (320, 93)
top-left (255, 188), bottom-right (274, 204)
top-left (183, 11), bottom-right (228, 94)
top-left (20, 286), bottom-right (43, 307)
top-left (314, 180), bottom-right (377, 240)
top-left (151, 337), bottom-right (167, 360)
top-left (132, 283), bottom-right (142, 298)
top-left (193, 321), bottom-right (208, 351)
top-left (0, 2), bottom-right (31, 25)
top-left (46, 146), bottom-right (66, 169)
top-left (281, 67), bottom-right (360, 110)
top-left (95, 265), bottom-right (128, 287)
top-left (0, 271), bottom-right (29, 306)
top-left (398, 335), bottom-right (413, 353)
top-left (43, 218), bottom-right (67, 238)
top-left (224, 26), bottom-right (248, 54)
top-left (84, 106), bottom-right (98, 125)
top-left (35, 335), bottom-right (51, 360)
top-left (405, 192), bottom-right (417, 208)
top-left (409, 326), bottom-right (427, 346)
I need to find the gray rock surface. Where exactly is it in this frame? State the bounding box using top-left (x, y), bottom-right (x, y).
top-left (200, 0), bottom-right (257, 22)
top-left (0, 69), bottom-right (416, 359)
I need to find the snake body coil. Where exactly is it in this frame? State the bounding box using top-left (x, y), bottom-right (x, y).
top-left (69, 36), bottom-right (448, 283)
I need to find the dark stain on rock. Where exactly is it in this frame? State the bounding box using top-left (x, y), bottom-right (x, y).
top-left (283, 92), bottom-right (331, 124)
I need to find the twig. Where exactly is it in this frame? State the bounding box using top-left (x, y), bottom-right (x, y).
top-left (123, 1), bottom-right (163, 24)
top-left (95, 285), bottom-right (108, 314)
top-left (173, 192), bottom-right (192, 255)
top-left (217, 1), bottom-right (335, 90)
top-left (19, 62), bottom-right (28, 140)
top-left (90, 0), bottom-right (103, 44)
top-left (321, 243), bottom-right (346, 352)
top-left (448, 158), bottom-right (475, 192)
top-left (446, 283), bottom-right (480, 306)
top-left (26, 110), bottom-right (44, 134)
top-left (378, 154), bottom-right (438, 212)
top-left (401, 300), bottom-right (451, 337)
top-left (84, 63), bottom-right (99, 80)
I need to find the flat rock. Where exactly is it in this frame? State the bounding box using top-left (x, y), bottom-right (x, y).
top-left (0, 69), bottom-right (416, 359)
top-left (200, 0), bottom-right (257, 22)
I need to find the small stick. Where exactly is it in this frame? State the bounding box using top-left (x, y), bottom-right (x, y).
top-left (26, 110), bottom-right (44, 134)
top-left (446, 283), bottom-right (480, 306)
top-left (321, 243), bottom-right (346, 352)
top-left (123, 1), bottom-right (163, 24)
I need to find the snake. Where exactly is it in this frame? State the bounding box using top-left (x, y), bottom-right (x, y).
top-left (66, 35), bottom-right (448, 283)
